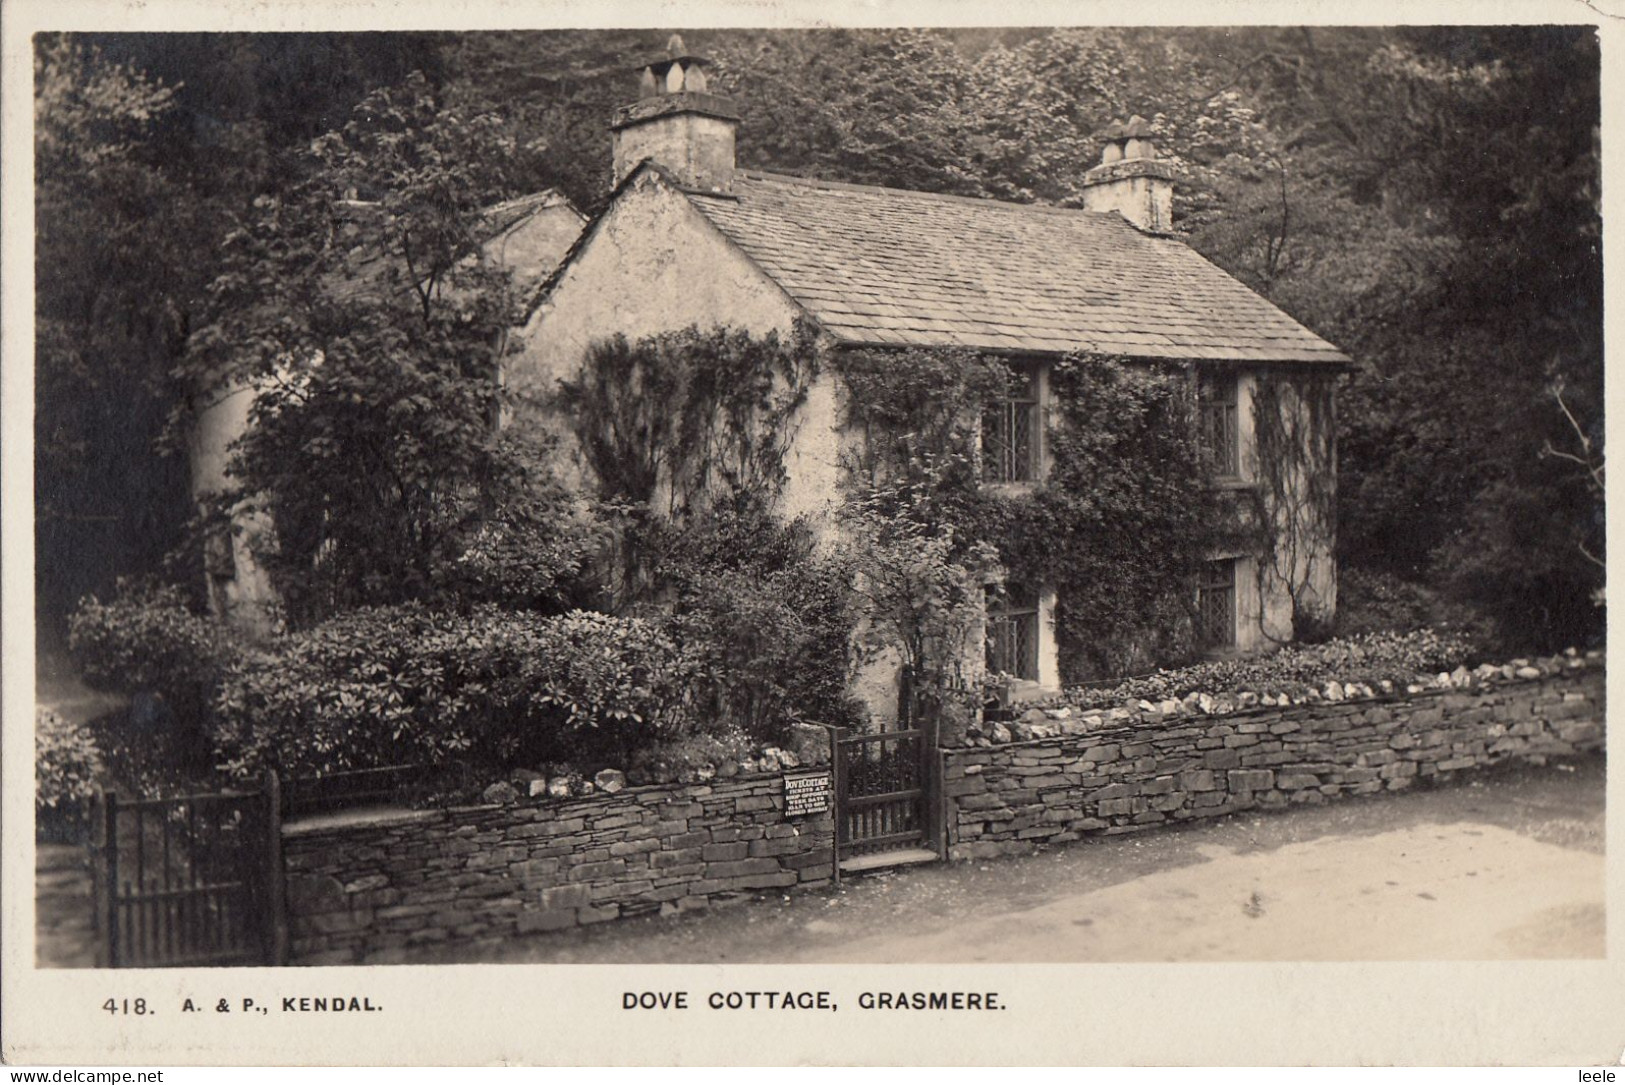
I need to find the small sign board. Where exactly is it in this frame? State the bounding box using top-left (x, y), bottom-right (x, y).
top-left (782, 769), bottom-right (833, 817)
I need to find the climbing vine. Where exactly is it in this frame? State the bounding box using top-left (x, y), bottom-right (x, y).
top-left (832, 348), bottom-right (1245, 686)
top-left (559, 323), bottom-right (857, 743)
top-left (830, 347), bottom-right (1011, 709)
top-left (1252, 374), bottom-right (1338, 643)
top-left (561, 321), bottom-right (821, 518)
top-left (1005, 356), bottom-right (1242, 681)
top-left (830, 346), bottom-right (1014, 548)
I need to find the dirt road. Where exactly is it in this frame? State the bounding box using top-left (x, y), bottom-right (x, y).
top-left (404, 756), bottom-right (1605, 965)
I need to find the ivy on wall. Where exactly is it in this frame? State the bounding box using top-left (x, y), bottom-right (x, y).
top-left (831, 346), bottom-right (1013, 545)
top-left (833, 348), bottom-right (1247, 685)
top-left (561, 321), bottom-right (821, 518)
top-left (1006, 357), bottom-right (1244, 681)
top-left (559, 322), bottom-right (857, 741)
top-left (561, 321), bottom-right (821, 606)
top-left (565, 330), bottom-right (1331, 709)
top-left (1252, 374), bottom-right (1338, 643)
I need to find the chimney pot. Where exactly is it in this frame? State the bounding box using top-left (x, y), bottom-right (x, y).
top-left (611, 39), bottom-right (740, 192)
top-left (1082, 116), bottom-right (1176, 232)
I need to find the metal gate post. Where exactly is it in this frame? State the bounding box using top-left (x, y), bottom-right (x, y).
top-left (264, 770), bottom-right (289, 965)
top-left (90, 791), bottom-right (110, 967)
top-left (99, 790), bottom-right (119, 968)
top-left (823, 724), bottom-right (846, 886)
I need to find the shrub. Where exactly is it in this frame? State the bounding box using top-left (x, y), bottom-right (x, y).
top-left (1053, 628), bottom-right (1480, 711)
top-left (521, 610), bottom-right (704, 765)
top-left (1334, 566), bottom-right (1495, 644)
top-left (36, 708), bottom-right (103, 837)
top-left (638, 502), bottom-right (860, 742)
top-left (67, 581), bottom-right (241, 758)
top-left (212, 605), bottom-right (705, 780)
top-left (839, 498), bottom-right (1000, 691)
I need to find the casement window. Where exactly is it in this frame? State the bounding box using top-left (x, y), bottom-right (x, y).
top-left (986, 583), bottom-right (1041, 681)
top-left (982, 370), bottom-right (1040, 483)
top-left (1198, 370), bottom-right (1240, 479)
top-left (1197, 559), bottom-right (1238, 650)
top-left (204, 523), bottom-right (237, 584)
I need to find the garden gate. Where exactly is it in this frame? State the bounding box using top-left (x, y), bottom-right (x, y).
top-left (828, 667), bottom-right (945, 873)
top-left (90, 771), bottom-right (287, 968)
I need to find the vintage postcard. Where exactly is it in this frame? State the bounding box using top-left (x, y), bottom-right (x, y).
top-left (3, 0), bottom-right (1620, 1067)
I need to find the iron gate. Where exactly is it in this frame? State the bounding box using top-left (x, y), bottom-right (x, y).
top-left (829, 668), bottom-right (946, 865)
top-left (91, 772), bottom-right (286, 968)
top-left (832, 727), bottom-right (933, 859)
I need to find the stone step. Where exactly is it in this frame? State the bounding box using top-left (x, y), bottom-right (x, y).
top-left (839, 847), bottom-right (940, 875)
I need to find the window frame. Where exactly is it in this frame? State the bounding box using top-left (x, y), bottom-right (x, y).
top-left (981, 367), bottom-right (1041, 484)
top-left (1196, 559), bottom-right (1238, 650)
top-left (986, 583), bottom-right (1041, 681)
top-left (1198, 369), bottom-right (1241, 481)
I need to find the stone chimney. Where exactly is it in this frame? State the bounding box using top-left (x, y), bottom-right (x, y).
top-left (611, 35), bottom-right (740, 194)
top-left (1080, 116), bottom-right (1177, 233)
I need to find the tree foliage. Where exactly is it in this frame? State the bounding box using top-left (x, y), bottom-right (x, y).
top-left (35, 33), bottom-right (451, 632)
top-left (189, 74), bottom-right (591, 625)
top-left (34, 38), bottom-right (201, 628)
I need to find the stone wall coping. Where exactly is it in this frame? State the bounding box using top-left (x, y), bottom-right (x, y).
top-left (443, 802), bottom-right (505, 816)
top-left (948, 656), bottom-right (1603, 755)
top-left (492, 765), bottom-right (809, 809)
top-left (282, 764), bottom-right (821, 830)
top-left (282, 805), bottom-right (444, 837)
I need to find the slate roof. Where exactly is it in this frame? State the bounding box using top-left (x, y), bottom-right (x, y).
top-left (480, 190), bottom-right (580, 238)
top-left (335, 189), bottom-right (579, 302)
top-left (687, 170), bottom-right (1349, 364)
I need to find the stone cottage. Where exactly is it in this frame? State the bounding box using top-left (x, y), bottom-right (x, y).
top-left (511, 44), bottom-right (1351, 712)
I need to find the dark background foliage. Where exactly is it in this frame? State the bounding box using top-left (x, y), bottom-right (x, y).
top-left (37, 25), bottom-right (1603, 657)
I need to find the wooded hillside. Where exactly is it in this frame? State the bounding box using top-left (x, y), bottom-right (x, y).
top-left (34, 27), bottom-right (1603, 653)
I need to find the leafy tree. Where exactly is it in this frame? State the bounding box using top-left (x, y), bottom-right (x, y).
top-left (189, 73), bottom-right (592, 625)
top-left (711, 29), bottom-right (987, 196)
top-left (1199, 27), bottom-right (1601, 649)
top-left (35, 33), bottom-right (452, 634)
top-left (838, 498), bottom-right (1000, 697)
top-left (34, 37), bottom-right (203, 631)
top-left (438, 30), bottom-right (665, 213)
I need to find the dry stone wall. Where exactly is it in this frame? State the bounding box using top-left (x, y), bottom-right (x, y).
top-left (944, 658), bottom-right (1604, 858)
top-left (281, 658), bottom-right (1604, 962)
top-left (283, 772), bottom-right (834, 964)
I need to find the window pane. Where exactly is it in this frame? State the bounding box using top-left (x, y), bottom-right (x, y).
top-left (1199, 372), bottom-right (1239, 477)
top-left (1011, 402), bottom-right (1032, 480)
top-left (983, 366), bottom-right (1039, 484)
top-left (1197, 560), bottom-right (1236, 648)
top-left (987, 585), bottom-right (1040, 679)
